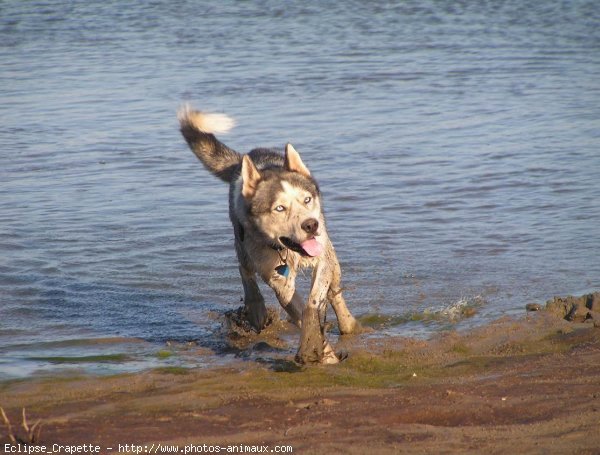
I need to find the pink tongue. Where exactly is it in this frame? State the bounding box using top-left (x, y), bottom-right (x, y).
top-left (300, 238), bottom-right (323, 257)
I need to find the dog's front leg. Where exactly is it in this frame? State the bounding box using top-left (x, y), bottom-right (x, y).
top-left (267, 274), bottom-right (303, 327)
top-left (327, 255), bottom-right (360, 335)
top-left (295, 264), bottom-right (337, 364)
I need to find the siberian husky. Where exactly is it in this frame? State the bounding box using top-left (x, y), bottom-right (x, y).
top-left (178, 105), bottom-right (359, 364)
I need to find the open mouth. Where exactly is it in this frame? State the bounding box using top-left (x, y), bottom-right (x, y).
top-left (279, 236), bottom-right (323, 257)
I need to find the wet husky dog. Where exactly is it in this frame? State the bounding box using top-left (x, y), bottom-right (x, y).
top-left (178, 105), bottom-right (359, 364)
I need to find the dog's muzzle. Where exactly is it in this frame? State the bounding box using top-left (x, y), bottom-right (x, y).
top-left (301, 218), bottom-right (319, 235)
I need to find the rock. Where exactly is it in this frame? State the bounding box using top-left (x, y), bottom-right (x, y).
top-left (545, 294), bottom-right (596, 322)
top-left (526, 303), bottom-right (542, 312)
top-left (586, 292), bottom-right (600, 311)
top-left (584, 310), bottom-right (600, 328)
top-left (545, 296), bottom-right (570, 318)
top-left (565, 304), bottom-right (579, 322)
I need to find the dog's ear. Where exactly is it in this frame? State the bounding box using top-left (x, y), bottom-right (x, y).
top-left (284, 143), bottom-right (311, 177)
top-left (241, 155), bottom-right (261, 198)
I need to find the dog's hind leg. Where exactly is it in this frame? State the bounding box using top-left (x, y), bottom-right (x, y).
top-left (239, 265), bottom-right (268, 332)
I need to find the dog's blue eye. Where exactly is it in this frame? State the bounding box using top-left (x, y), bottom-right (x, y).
top-left (275, 205), bottom-right (285, 212)
top-left (304, 197), bottom-right (312, 204)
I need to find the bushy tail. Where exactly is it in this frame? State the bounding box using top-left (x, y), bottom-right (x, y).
top-left (178, 104), bottom-right (242, 183)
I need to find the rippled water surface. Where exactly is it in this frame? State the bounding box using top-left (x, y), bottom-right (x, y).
top-left (1, 0), bottom-right (599, 379)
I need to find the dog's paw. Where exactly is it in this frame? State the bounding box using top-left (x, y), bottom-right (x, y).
top-left (295, 340), bottom-right (345, 365)
top-left (294, 349), bottom-right (322, 365)
top-left (321, 352), bottom-right (340, 364)
top-left (225, 305), bottom-right (272, 334)
top-left (339, 318), bottom-right (370, 335)
top-left (321, 341), bottom-right (340, 364)
top-left (247, 308), bottom-right (268, 333)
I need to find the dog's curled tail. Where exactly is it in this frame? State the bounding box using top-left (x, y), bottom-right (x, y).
top-left (178, 104), bottom-right (242, 183)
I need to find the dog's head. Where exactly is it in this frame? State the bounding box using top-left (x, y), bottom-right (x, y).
top-left (241, 144), bottom-right (324, 257)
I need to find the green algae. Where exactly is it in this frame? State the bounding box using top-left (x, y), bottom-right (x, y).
top-left (27, 354), bottom-right (130, 364)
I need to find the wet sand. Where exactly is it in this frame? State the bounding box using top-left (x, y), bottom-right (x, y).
top-left (1, 301), bottom-right (600, 454)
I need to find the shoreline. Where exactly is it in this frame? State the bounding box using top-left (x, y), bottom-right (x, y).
top-left (1, 301), bottom-right (599, 453)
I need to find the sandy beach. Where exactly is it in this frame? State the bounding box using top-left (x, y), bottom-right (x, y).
top-left (2, 296), bottom-right (599, 454)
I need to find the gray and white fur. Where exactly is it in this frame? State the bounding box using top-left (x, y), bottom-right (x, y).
top-left (178, 105), bottom-right (359, 364)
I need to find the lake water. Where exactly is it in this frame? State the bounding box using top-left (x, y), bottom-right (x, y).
top-left (1, 0), bottom-right (599, 380)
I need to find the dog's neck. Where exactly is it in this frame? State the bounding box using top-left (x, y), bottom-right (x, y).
top-left (239, 221), bottom-right (284, 252)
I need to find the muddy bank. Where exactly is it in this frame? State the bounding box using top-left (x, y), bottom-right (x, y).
top-left (1, 295), bottom-right (600, 454)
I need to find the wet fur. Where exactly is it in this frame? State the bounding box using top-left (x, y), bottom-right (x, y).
top-left (178, 106), bottom-right (359, 364)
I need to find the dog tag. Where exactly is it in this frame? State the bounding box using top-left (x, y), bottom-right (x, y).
top-left (275, 264), bottom-right (289, 278)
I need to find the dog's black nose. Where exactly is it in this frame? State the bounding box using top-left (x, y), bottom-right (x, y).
top-left (301, 218), bottom-right (319, 235)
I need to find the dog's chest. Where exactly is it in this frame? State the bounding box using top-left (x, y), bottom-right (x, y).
top-left (297, 255), bottom-right (320, 269)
